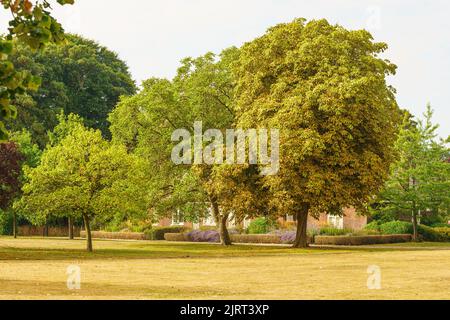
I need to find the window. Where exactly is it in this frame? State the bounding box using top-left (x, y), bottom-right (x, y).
top-left (327, 215), bottom-right (344, 229)
top-left (172, 210), bottom-right (184, 226)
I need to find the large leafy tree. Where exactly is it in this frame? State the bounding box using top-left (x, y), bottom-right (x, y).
top-left (110, 48), bottom-right (240, 245)
top-left (234, 18), bottom-right (401, 247)
top-left (7, 35), bottom-right (136, 144)
top-left (0, 0), bottom-right (74, 141)
top-left (375, 106), bottom-right (450, 240)
top-left (18, 121), bottom-right (146, 251)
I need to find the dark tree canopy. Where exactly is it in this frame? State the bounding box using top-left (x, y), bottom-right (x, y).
top-left (7, 34), bottom-right (136, 143)
top-left (0, 142), bottom-right (23, 209)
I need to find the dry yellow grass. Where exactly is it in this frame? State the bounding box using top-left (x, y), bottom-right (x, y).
top-left (0, 237), bottom-right (449, 300)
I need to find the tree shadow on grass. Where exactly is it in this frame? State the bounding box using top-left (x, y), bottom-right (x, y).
top-left (0, 278), bottom-right (241, 300)
top-left (0, 239), bottom-right (340, 261)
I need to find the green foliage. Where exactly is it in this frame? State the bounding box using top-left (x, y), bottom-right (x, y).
top-left (101, 215), bottom-right (151, 233)
top-left (0, 0), bottom-right (74, 141)
top-left (247, 217), bottom-right (275, 234)
top-left (431, 223), bottom-right (450, 228)
top-left (10, 129), bottom-right (41, 169)
top-left (109, 48), bottom-right (239, 229)
top-left (318, 226), bottom-right (353, 236)
top-left (145, 226), bottom-right (188, 240)
top-left (373, 106), bottom-right (450, 236)
top-left (366, 220), bottom-right (449, 242)
top-left (417, 225), bottom-right (448, 242)
top-left (0, 209), bottom-right (13, 235)
top-left (47, 112), bottom-right (84, 146)
top-left (7, 35), bottom-right (136, 143)
top-left (367, 206), bottom-right (397, 224)
top-left (365, 221), bottom-right (381, 232)
top-left (433, 227), bottom-right (450, 237)
top-left (378, 221), bottom-right (412, 235)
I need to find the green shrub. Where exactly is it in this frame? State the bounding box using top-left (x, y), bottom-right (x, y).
top-left (0, 210), bottom-right (13, 235)
top-left (371, 220), bottom-right (449, 242)
top-left (319, 226), bottom-right (353, 236)
top-left (145, 226), bottom-right (188, 240)
top-left (247, 218), bottom-right (275, 234)
top-left (379, 221), bottom-right (412, 235)
top-left (433, 227), bottom-right (450, 238)
top-left (431, 223), bottom-right (450, 228)
top-left (307, 228), bottom-right (320, 237)
top-left (351, 229), bottom-right (381, 236)
top-left (417, 225), bottom-right (449, 242)
top-left (364, 221), bottom-right (381, 232)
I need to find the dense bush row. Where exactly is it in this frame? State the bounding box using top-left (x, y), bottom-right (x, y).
top-left (80, 231), bottom-right (147, 241)
top-left (164, 230), bottom-right (316, 245)
top-left (231, 234), bottom-right (282, 244)
top-left (81, 220), bottom-right (449, 245)
top-left (365, 221), bottom-right (450, 242)
top-left (315, 234), bottom-right (412, 246)
top-left (164, 233), bottom-right (189, 242)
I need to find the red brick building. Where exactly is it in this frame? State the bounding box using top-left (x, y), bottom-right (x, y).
top-left (157, 207), bottom-right (367, 231)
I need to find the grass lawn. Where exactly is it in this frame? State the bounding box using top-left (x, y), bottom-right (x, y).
top-left (0, 237), bottom-right (449, 300)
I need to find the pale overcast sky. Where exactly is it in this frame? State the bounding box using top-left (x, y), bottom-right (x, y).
top-left (2, 0), bottom-right (449, 137)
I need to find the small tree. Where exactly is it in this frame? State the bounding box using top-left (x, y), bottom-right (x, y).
top-left (19, 123), bottom-right (144, 251)
top-left (376, 106), bottom-right (450, 240)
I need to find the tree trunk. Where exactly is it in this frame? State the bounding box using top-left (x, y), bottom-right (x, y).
top-left (83, 214), bottom-right (93, 252)
top-left (210, 195), bottom-right (232, 246)
top-left (412, 210), bottom-right (419, 242)
top-left (219, 214), bottom-right (232, 246)
top-left (12, 212), bottom-right (17, 239)
top-left (293, 205), bottom-right (310, 248)
top-left (68, 216), bottom-right (74, 240)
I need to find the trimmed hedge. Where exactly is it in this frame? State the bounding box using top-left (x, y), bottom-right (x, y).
top-left (318, 226), bottom-right (353, 236)
top-left (365, 220), bottom-right (450, 242)
top-left (164, 233), bottom-right (189, 242)
top-left (418, 225), bottom-right (449, 242)
top-left (315, 234), bottom-right (412, 246)
top-left (80, 231), bottom-right (147, 240)
top-left (434, 227), bottom-right (450, 238)
top-left (163, 232), bottom-right (315, 245)
top-left (231, 234), bottom-right (282, 244)
top-left (145, 226), bottom-right (188, 240)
